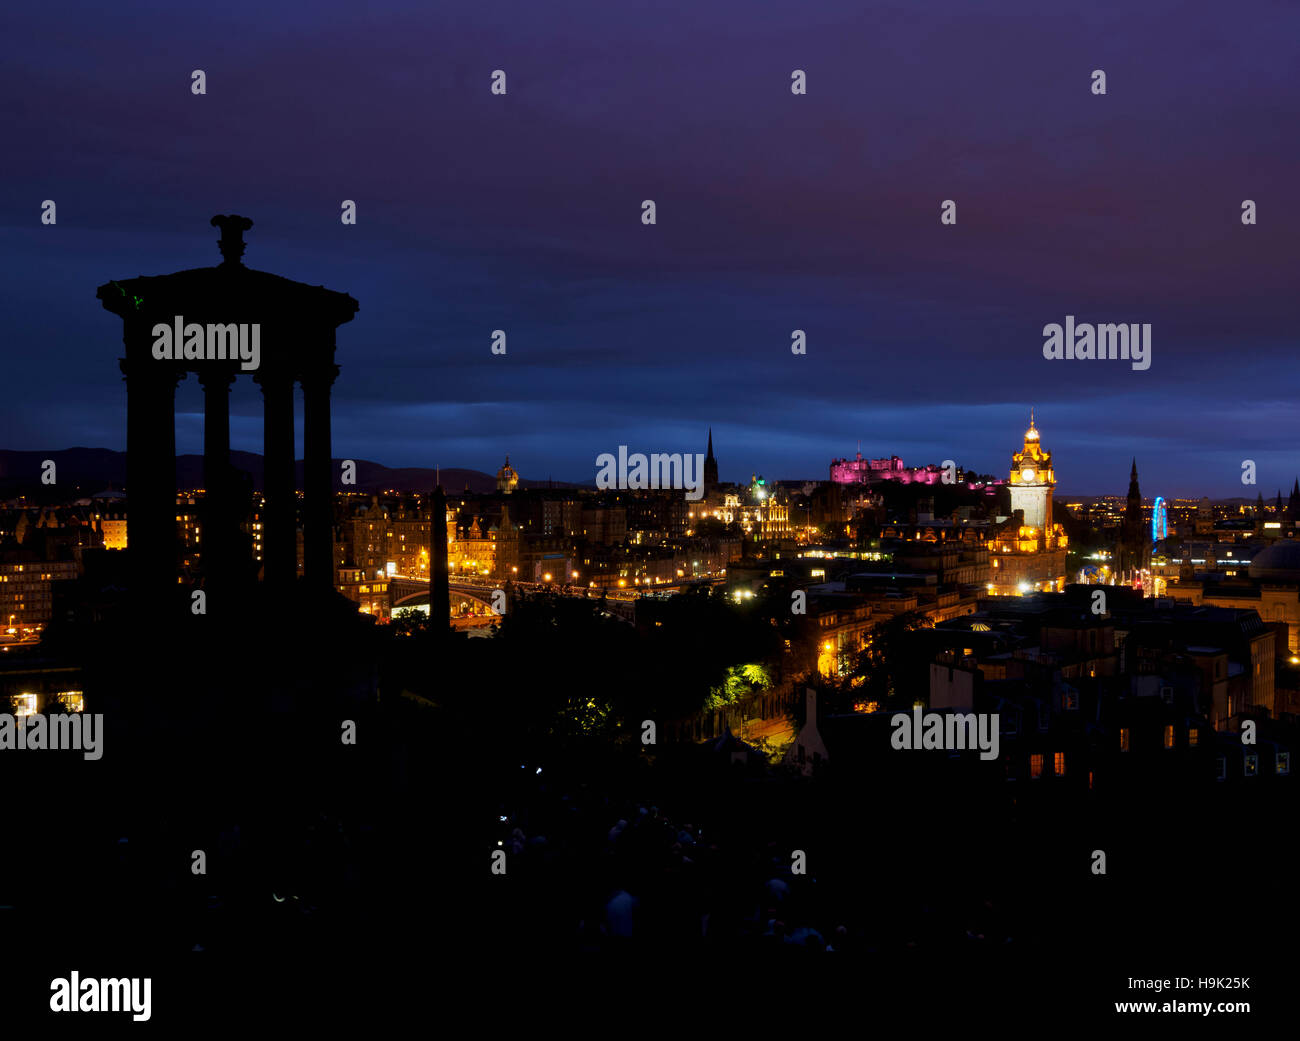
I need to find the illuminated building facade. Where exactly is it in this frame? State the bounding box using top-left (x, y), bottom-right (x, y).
top-left (496, 457), bottom-right (519, 494)
top-left (829, 452), bottom-right (1001, 490)
top-left (704, 481), bottom-right (791, 539)
top-left (336, 566), bottom-right (389, 617)
top-left (98, 513), bottom-right (128, 550)
top-left (830, 454), bottom-right (908, 484)
top-left (987, 414), bottom-right (1068, 595)
top-left (1007, 411), bottom-right (1055, 534)
top-left (339, 494), bottom-right (458, 584)
top-left (0, 558), bottom-right (79, 629)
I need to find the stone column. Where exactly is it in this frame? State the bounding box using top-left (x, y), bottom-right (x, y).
top-left (122, 356), bottom-right (181, 597)
top-left (199, 370), bottom-right (236, 586)
top-left (257, 373), bottom-right (297, 589)
top-left (201, 370), bottom-right (234, 492)
top-left (302, 364), bottom-right (338, 591)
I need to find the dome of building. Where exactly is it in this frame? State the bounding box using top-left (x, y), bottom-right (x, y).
top-left (1248, 540), bottom-right (1300, 581)
top-left (496, 455), bottom-right (519, 493)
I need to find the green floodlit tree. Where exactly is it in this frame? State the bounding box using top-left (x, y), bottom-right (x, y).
top-left (704, 662), bottom-right (775, 710)
top-left (562, 693), bottom-right (614, 736)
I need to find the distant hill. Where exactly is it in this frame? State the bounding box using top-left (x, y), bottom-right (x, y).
top-left (0, 447), bottom-right (582, 499)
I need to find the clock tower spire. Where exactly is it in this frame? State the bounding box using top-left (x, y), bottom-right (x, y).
top-left (1009, 410), bottom-right (1055, 537)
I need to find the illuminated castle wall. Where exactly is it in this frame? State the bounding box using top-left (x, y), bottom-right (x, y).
top-left (829, 453), bottom-right (1002, 490)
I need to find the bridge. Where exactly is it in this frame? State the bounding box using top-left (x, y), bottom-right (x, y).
top-left (386, 576), bottom-right (640, 624)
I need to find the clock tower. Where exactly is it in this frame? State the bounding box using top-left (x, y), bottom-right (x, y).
top-left (1009, 410), bottom-right (1054, 535)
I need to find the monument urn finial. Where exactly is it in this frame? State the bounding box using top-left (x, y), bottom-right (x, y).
top-left (210, 214), bottom-right (254, 266)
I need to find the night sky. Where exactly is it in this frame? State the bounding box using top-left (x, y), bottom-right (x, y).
top-left (3, 0), bottom-right (1298, 496)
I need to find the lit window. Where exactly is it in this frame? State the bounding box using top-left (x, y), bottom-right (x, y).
top-left (1244, 754), bottom-right (1258, 777)
top-left (1054, 752), bottom-right (1066, 776)
top-left (1163, 724), bottom-right (1174, 749)
top-left (1277, 752), bottom-right (1291, 776)
top-left (1188, 728), bottom-right (1198, 747)
top-left (1120, 728), bottom-right (1130, 752)
top-left (1030, 754), bottom-right (1044, 779)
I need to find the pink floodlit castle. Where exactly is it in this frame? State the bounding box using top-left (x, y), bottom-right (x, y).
top-left (829, 452), bottom-right (1001, 490)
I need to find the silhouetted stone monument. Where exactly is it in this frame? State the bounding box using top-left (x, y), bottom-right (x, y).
top-left (96, 215), bottom-right (358, 604)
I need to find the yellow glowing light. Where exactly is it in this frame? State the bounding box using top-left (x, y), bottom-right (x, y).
top-left (56, 691), bottom-right (85, 713)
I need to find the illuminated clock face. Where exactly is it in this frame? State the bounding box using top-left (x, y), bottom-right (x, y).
top-left (1021, 467), bottom-right (1036, 482)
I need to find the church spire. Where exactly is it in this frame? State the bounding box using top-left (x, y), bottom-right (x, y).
top-left (704, 427), bottom-right (719, 492)
top-left (1024, 407), bottom-right (1040, 443)
top-left (1127, 459), bottom-right (1141, 499)
top-left (1118, 459), bottom-right (1148, 578)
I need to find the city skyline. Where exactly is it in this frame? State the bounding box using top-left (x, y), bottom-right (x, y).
top-left (4, 421), bottom-right (1295, 502)
top-left (2, 2), bottom-right (1294, 1018)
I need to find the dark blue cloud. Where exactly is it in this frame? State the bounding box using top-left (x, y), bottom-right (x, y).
top-left (2, 0), bottom-right (1298, 496)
